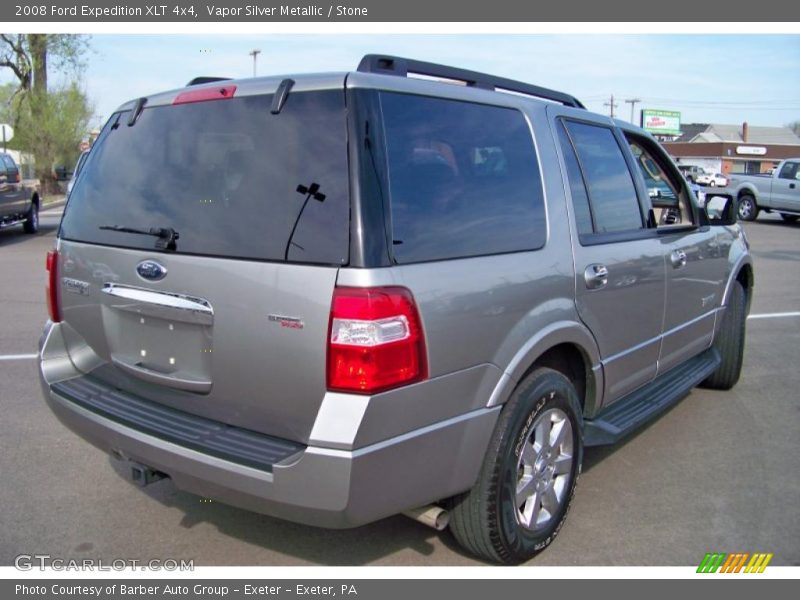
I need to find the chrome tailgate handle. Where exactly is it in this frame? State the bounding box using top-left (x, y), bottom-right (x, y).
top-left (102, 284), bottom-right (214, 326)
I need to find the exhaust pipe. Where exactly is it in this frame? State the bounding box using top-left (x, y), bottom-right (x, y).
top-left (402, 504), bottom-right (450, 531)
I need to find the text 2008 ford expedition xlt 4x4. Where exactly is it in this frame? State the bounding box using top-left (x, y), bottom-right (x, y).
top-left (38, 56), bottom-right (753, 564)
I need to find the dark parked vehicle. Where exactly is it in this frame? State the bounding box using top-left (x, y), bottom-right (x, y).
top-left (0, 152), bottom-right (39, 234)
top-left (39, 56), bottom-right (753, 564)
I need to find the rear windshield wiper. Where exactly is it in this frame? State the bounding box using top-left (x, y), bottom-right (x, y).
top-left (99, 225), bottom-right (179, 251)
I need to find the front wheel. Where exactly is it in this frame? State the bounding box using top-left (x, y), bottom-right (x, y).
top-left (702, 281), bottom-right (746, 390)
top-left (448, 368), bottom-right (583, 564)
top-left (709, 181), bottom-right (716, 187)
top-left (737, 195), bottom-right (758, 222)
top-left (23, 201), bottom-right (39, 234)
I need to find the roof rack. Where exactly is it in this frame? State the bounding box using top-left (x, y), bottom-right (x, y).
top-left (186, 76), bottom-right (232, 87)
top-left (357, 54), bottom-right (585, 109)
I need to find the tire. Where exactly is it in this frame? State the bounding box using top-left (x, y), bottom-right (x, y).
top-left (737, 194), bottom-right (758, 222)
top-left (709, 181), bottom-right (716, 187)
top-left (22, 200), bottom-right (39, 234)
top-left (702, 281), bottom-right (746, 390)
top-left (448, 368), bottom-right (583, 564)
top-left (780, 213), bottom-right (799, 223)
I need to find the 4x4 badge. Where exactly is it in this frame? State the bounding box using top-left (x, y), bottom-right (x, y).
top-left (136, 260), bottom-right (168, 281)
top-left (268, 314), bottom-right (304, 330)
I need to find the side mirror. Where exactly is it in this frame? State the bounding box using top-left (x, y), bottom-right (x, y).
top-left (705, 194), bottom-right (737, 226)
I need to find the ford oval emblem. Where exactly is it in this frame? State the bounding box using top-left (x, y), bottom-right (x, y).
top-left (136, 260), bottom-right (167, 281)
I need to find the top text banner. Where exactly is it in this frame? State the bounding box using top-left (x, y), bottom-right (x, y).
top-left (1, 0), bottom-right (789, 22)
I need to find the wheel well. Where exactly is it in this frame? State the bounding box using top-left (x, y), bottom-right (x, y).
top-left (527, 343), bottom-right (589, 412)
top-left (737, 189), bottom-right (755, 202)
top-left (736, 264), bottom-right (754, 314)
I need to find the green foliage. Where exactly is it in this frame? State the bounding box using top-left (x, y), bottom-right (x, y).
top-left (0, 34), bottom-right (92, 190)
top-left (13, 83), bottom-right (94, 181)
top-left (0, 34), bottom-right (89, 92)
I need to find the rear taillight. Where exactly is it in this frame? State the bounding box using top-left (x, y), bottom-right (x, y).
top-left (327, 286), bottom-right (427, 394)
top-left (46, 250), bottom-right (61, 322)
top-left (172, 85), bottom-right (237, 105)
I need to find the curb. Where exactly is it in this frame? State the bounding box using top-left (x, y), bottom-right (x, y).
top-left (42, 199), bottom-right (67, 212)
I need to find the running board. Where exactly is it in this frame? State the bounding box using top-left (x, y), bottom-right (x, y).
top-left (584, 348), bottom-right (721, 446)
top-left (0, 218), bottom-right (26, 229)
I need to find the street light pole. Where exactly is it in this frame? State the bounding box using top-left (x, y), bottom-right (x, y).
top-left (249, 49), bottom-right (261, 77)
top-left (625, 98), bottom-right (641, 124)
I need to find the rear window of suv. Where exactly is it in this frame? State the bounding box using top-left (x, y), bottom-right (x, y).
top-left (380, 92), bottom-right (546, 264)
top-left (60, 90), bottom-right (349, 265)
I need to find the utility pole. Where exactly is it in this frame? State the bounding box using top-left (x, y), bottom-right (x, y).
top-left (624, 98), bottom-right (641, 124)
top-left (249, 49), bottom-right (261, 77)
top-left (604, 94), bottom-right (618, 119)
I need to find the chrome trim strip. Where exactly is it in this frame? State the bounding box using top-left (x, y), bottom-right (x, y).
top-left (602, 308), bottom-right (717, 367)
top-left (101, 283), bottom-right (214, 325)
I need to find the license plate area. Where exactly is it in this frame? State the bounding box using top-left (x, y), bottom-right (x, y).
top-left (100, 285), bottom-right (214, 393)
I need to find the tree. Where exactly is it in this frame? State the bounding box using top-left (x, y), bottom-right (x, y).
top-left (13, 85), bottom-right (94, 184)
top-left (0, 34), bottom-right (88, 96)
top-left (0, 34), bottom-right (91, 191)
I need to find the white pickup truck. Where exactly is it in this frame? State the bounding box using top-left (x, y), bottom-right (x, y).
top-left (727, 158), bottom-right (800, 222)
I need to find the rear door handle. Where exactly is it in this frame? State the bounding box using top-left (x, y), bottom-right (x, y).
top-left (790, 183), bottom-right (796, 189)
top-left (671, 249), bottom-right (687, 268)
top-left (584, 264), bottom-right (608, 289)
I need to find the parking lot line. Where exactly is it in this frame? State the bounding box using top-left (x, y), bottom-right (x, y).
top-left (747, 311), bottom-right (800, 320)
top-left (0, 353), bottom-right (38, 361)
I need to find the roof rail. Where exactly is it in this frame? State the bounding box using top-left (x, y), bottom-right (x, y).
top-left (186, 76), bottom-right (232, 87)
top-left (357, 54), bottom-right (585, 109)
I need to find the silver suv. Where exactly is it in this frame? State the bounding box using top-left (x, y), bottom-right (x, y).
top-left (38, 55), bottom-right (753, 564)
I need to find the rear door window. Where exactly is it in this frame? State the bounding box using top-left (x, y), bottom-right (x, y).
top-left (778, 161), bottom-right (799, 180)
top-left (60, 90), bottom-right (349, 265)
top-left (562, 120), bottom-right (644, 233)
top-left (380, 92), bottom-right (546, 263)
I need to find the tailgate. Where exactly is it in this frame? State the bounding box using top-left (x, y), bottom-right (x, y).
top-left (53, 81), bottom-right (350, 444)
top-left (57, 241), bottom-right (338, 443)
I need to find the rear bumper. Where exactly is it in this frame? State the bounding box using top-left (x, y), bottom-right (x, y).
top-left (39, 323), bottom-right (499, 529)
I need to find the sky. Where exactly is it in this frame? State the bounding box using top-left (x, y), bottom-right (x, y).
top-left (3, 34), bottom-right (799, 129)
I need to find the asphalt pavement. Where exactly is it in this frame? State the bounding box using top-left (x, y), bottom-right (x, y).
top-left (0, 207), bottom-right (798, 566)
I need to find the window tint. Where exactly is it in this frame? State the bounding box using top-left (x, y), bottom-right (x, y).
top-left (380, 92), bottom-right (546, 263)
top-left (564, 121), bottom-right (643, 233)
top-left (1, 155), bottom-right (16, 172)
top-left (556, 122), bottom-right (593, 235)
top-left (778, 161), bottom-right (799, 180)
top-left (60, 91), bottom-right (349, 265)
